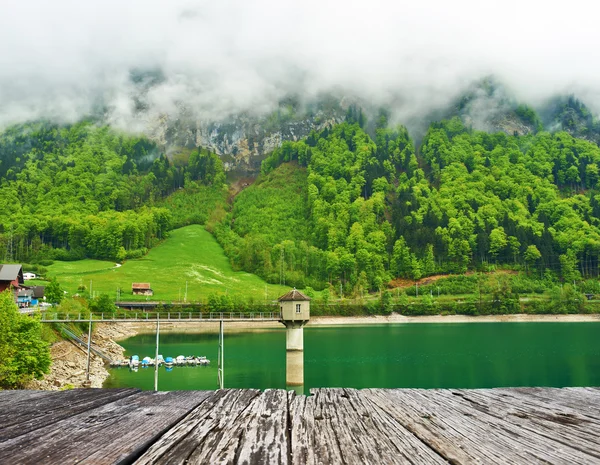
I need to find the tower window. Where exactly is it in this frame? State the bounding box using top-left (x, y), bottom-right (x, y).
top-left (296, 304), bottom-right (301, 313)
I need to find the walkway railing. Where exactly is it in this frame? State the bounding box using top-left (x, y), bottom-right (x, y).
top-left (56, 323), bottom-right (114, 363)
top-left (38, 311), bottom-right (280, 323)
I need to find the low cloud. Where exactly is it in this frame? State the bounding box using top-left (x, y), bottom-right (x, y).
top-left (1, 0), bottom-right (599, 129)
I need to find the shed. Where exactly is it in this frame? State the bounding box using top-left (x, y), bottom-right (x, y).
top-left (278, 288), bottom-right (310, 322)
top-left (0, 264), bottom-right (23, 293)
top-left (31, 286), bottom-right (45, 299)
top-left (132, 283), bottom-right (153, 296)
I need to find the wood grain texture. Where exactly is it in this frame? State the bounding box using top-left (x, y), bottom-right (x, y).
top-left (1, 387), bottom-right (600, 465)
top-left (0, 388), bottom-right (138, 441)
top-left (0, 390), bottom-right (211, 465)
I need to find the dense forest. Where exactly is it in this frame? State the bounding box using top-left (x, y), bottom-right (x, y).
top-left (0, 122), bottom-right (226, 262)
top-left (3, 95), bottom-right (600, 298)
top-left (215, 110), bottom-right (600, 294)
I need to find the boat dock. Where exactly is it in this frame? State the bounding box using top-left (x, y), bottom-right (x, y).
top-left (1, 387), bottom-right (600, 464)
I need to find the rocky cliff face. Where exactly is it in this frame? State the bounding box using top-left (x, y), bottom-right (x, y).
top-left (145, 104), bottom-right (345, 173)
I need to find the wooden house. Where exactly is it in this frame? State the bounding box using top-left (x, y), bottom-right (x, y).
top-left (132, 283), bottom-right (153, 296)
top-left (0, 264), bottom-right (23, 293)
top-left (278, 288), bottom-right (311, 323)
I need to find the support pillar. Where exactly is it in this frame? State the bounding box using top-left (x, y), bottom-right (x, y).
top-left (285, 323), bottom-right (305, 387)
top-left (217, 320), bottom-right (224, 389)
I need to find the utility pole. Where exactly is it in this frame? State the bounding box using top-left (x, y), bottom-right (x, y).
top-left (184, 281), bottom-right (188, 303)
top-left (154, 318), bottom-right (160, 391)
top-left (280, 248), bottom-right (284, 285)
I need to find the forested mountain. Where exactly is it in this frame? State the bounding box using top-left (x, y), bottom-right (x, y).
top-left (3, 92), bottom-right (600, 297)
top-left (215, 115), bottom-right (600, 293)
top-left (0, 122), bottom-right (226, 262)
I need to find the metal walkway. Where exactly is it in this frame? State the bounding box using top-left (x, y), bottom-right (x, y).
top-left (37, 311), bottom-right (280, 323)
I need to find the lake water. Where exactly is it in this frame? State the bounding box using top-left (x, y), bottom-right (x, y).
top-left (103, 323), bottom-right (600, 391)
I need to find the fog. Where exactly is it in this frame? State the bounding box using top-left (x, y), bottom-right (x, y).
top-left (1, 0), bottom-right (599, 129)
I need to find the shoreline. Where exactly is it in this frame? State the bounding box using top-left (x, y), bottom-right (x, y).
top-left (109, 313), bottom-right (600, 337)
top-left (309, 313), bottom-right (600, 325)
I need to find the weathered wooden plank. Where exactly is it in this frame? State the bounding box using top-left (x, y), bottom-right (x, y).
top-left (300, 388), bottom-right (448, 465)
top-left (0, 390), bottom-right (211, 465)
top-left (134, 389), bottom-right (262, 464)
top-left (392, 389), bottom-right (600, 464)
top-left (364, 389), bottom-right (481, 464)
top-left (366, 389), bottom-right (571, 464)
top-left (186, 389), bottom-right (289, 464)
top-left (0, 389), bottom-right (113, 420)
top-left (0, 390), bottom-right (54, 404)
top-left (340, 388), bottom-right (448, 464)
top-left (0, 388), bottom-right (139, 441)
top-left (288, 390), bottom-right (316, 465)
top-left (450, 389), bottom-right (600, 460)
top-left (495, 387), bottom-right (600, 421)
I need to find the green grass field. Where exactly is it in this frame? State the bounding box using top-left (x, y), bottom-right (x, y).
top-left (40, 225), bottom-right (292, 303)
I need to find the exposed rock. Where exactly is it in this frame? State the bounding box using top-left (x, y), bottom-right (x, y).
top-left (145, 105), bottom-right (345, 173)
top-left (26, 323), bottom-right (136, 391)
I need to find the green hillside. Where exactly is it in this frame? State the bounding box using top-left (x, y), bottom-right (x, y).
top-left (41, 225), bottom-right (290, 303)
top-left (217, 117), bottom-right (600, 297)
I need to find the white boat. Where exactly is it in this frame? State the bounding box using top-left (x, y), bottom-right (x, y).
top-left (129, 355), bottom-right (139, 368)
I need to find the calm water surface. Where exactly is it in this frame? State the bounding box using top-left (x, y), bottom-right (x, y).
top-left (104, 323), bottom-right (600, 391)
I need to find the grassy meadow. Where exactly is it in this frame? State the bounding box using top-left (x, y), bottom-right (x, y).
top-left (39, 225), bottom-right (291, 303)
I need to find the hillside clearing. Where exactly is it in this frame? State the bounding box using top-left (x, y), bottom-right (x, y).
top-left (42, 225), bottom-right (292, 302)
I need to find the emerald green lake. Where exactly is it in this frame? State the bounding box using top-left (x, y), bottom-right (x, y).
top-left (103, 323), bottom-right (600, 391)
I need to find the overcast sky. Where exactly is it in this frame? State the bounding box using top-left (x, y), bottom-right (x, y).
top-left (1, 0), bottom-right (599, 128)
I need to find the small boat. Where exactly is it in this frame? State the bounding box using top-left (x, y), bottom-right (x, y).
top-left (164, 357), bottom-right (174, 367)
top-left (141, 357), bottom-right (152, 367)
top-left (129, 355), bottom-right (140, 369)
top-left (157, 355), bottom-right (164, 366)
top-left (176, 355), bottom-right (186, 366)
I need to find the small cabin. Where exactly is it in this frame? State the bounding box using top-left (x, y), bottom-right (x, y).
top-left (278, 288), bottom-right (310, 322)
top-left (132, 283), bottom-right (153, 296)
top-left (0, 264), bottom-right (23, 293)
top-left (17, 289), bottom-right (34, 307)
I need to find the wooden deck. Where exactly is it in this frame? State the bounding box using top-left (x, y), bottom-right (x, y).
top-left (1, 387), bottom-right (600, 464)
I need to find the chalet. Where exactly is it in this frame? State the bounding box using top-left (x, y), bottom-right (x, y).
top-left (0, 264), bottom-right (23, 293)
top-left (17, 289), bottom-right (34, 307)
top-left (16, 286), bottom-right (44, 308)
top-left (132, 283), bottom-right (153, 296)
